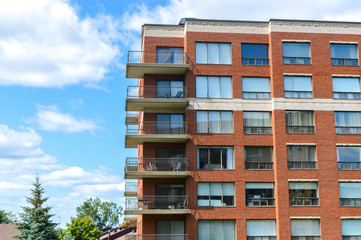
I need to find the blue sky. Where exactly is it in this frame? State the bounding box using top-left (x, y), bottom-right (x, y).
top-left (1, 0), bottom-right (361, 228)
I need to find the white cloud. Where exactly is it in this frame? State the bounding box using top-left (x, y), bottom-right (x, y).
top-left (0, 0), bottom-right (120, 87)
top-left (28, 105), bottom-right (98, 133)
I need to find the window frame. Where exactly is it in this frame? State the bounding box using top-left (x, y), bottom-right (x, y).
top-left (284, 75), bottom-right (313, 99)
top-left (197, 146), bottom-right (234, 170)
top-left (196, 76), bottom-right (233, 99)
top-left (242, 77), bottom-right (271, 100)
top-left (335, 112), bottom-right (361, 135)
top-left (243, 111), bottom-right (273, 135)
top-left (332, 77), bottom-right (361, 100)
top-left (198, 220), bottom-right (236, 240)
top-left (282, 42), bottom-right (311, 65)
top-left (197, 182), bottom-right (235, 207)
top-left (330, 43), bottom-right (358, 66)
top-left (241, 43), bottom-right (269, 66)
top-left (287, 145), bottom-right (317, 169)
top-left (289, 182), bottom-right (319, 206)
top-left (285, 110), bottom-right (315, 134)
top-left (196, 42), bottom-right (232, 65)
top-left (197, 111), bottom-right (234, 134)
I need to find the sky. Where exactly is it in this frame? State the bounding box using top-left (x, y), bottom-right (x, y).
top-left (1, 0), bottom-right (361, 229)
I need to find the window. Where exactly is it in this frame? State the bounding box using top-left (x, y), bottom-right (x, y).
top-left (156, 114), bottom-right (185, 134)
top-left (196, 43), bottom-right (231, 64)
top-left (333, 77), bottom-right (361, 99)
top-left (246, 183), bottom-right (275, 206)
top-left (290, 220), bottom-right (321, 240)
top-left (156, 148), bottom-right (186, 171)
top-left (331, 44), bottom-right (358, 66)
top-left (157, 81), bottom-right (185, 98)
top-left (197, 147), bottom-right (234, 170)
top-left (243, 112), bottom-right (272, 134)
top-left (156, 221), bottom-right (184, 235)
top-left (197, 111), bottom-right (233, 134)
top-left (283, 42), bottom-right (311, 64)
top-left (242, 77), bottom-right (271, 99)
top-left (244, 147), bottom-right (273, 170)
top-left (287, 145), bottom-right (317, 169)
top-left (340, 182), bottom-right (361, 206)
top-left (337, 147), bottom-right (361, 170)
top-left (198, 220), bottom-right (235, 240)
top-left (342, 220), bottom-right (361, 239)
top-left (335, 112), bottom-right (361, 134)
top-left (284, 76), bottom-right (313, 98)
top-left (196, 76), bottom-right (232, 98)
top-left (289, 182), bottom-right (319, 206)
top-left (241, 44), bottom-right (269, 65)
top-left (156, 47), bottom-right (184, 64)
top-left (197, 183), bottom-right (235, 207)
top-left (286, 111), bottom-right (314, 134)
top-left (247, 220), bottom-right (276, 240)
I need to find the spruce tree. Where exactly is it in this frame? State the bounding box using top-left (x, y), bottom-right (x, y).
top-left (13, 176), bottom-right (58, 240)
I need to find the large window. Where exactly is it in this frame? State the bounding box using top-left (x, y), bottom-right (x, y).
top-left (337, 147), bottom-right (361, 170)
top-left (157, 81), bottom-right (184, 98)
top-left (290, 220), bottom-right (321, 240)
top-left (340, 182), bottom-right (361, 206)
top-left (196, 43), bottom-right (231, 64)
top-left (156, 221), bottom-right (184, 236)
top-left (197, 111), bottom-right (233, 134)
top-left (286, 111), bottom-right (314, 134)
top-left (197, 147), bottom-right (234, 170)
top-left (333, 77), bottom-right (361, 99)
top-left (284, 76), bottom-right (313, 98)
top-left (156, 114), bottom-right (185, 134)
top-left (198, 220), bottom-right (235, 240)
top-left (241, 44), bottom-right (269, 65)
top-left (244, 146), bottom-right (273, 170)
top-left (247, 220), bottom-right (276, 240)
top-left (287, 145), bottom-right (317, 169)
top-left (342, 220), bottom-right (361, 240)
top-left (331, 44), bottom-right (358, 66)
top-left (242, 77), bottom-right (271, 99)
top-left (156, 47), bottom-right (184, 64)
top-left (335, 112), bottom-right (361, 134)
top-left (243, 112), bottom-right (272, 134)
top-left (197, 183), bottom-right (235, 207)
top-left (289, 182), bottom-right (319, 206)
top-left (196, 76), bottom-right (232, 98)
top-left (283, 42), bottom-right (311, 64)
top-left (246, 183), bottom-right (275, 206)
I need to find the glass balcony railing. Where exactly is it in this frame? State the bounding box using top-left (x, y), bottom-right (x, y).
top-left (291, 236), bottom-right (320, 240)
top-left (336, 126), bottom-right (361, 134)
top-left (127, 51), bottom-right (187, 64)
top-left (283, 57), bottom-right (311, 64)
top-left (340, 198), bottom-right (361, 206)
top-left (285, 91), bottom-right (313, 99)
top-left (334, 92), bottom-right (361, 99)
top-left (286, 126), bottom-right (314, 134)
top-left (248, 237), bottom-right (276, 240)
top-left (127, 86), bottom-right (187, 99)
top-left (246, 198), bottom-right (275, 206)
top-left (125, 196), bottom-right (188, 210)
top-left (244, 126), bottom-right (272, 134)
top-left (242, 58), bottom-right (269, 65)
top-left (290, 197), bottom-right (319, 206)
top-left (288, 161), bottom-right (317, 169)
top-left (126, 121), bottom-right (187, 135)
top-left (331, 58), bottom-right (358, 66)
top-left (245, 161), bottom-right (274, 170)
top-left (125, 158), bottom-right (188, 172)
top-left (338, 162), bottom-right (361, 170)
top-left (243, 91), bottom-right (271, 100)
top-left (125, 234), bottom-right (188, 240)
top-left (125, 183), bottom-right (138, 192)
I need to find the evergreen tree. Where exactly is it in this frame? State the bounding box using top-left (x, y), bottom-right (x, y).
top-left (13, 176), bottom-right (58, 240)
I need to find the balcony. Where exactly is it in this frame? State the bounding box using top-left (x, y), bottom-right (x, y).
top-left (338, 162), bottom-right (361, 170)
top-left (340, 198), bottom-right (361, 206)
top-left (124, 158), bottom-right (190, 179)
top-left (125, 121), bottom-right (189, 148)
top-left (126, 51), bottom-right (189, 78)
top-left (126, 112), bottom-right (138, 125)
top-left (290, 197), bottom-right (319, 206)
top-left (126, 86), bottom-right (189, 113)
top-left (125, 234), bottom-right (188, 240)
top-left (288, 161), bottom-right (317, 169)
top-left (124, 196), bottom-right (190, 215)
top-left (124, 183), bottom-right (137, 196)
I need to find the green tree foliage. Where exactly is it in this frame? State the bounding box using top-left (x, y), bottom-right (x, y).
top-left (59, 216), bottom-right (100, 240)
top-left (0, 210), bottom-right (16, 223)
top-left (13, 176), bottom-right (58, 240)
top-left (120, 220), bottom-right (136, 228)
top-left (76, 197), bottom-right (122, 229)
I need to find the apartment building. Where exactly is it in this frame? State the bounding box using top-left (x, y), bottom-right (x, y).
top-left (123, 18), bottom-right (361, 240)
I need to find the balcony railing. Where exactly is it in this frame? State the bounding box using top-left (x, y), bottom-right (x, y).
top-left (331, 58), bottom-right (358, 66)
top-left (242, 58), bottom-right (269, 65)
top-left (244, 126), bottom-right (272, 134)
top-left (288, 161), bottom-right (317, 169)
top-left (343, 236), bottom-right (361, 240)
top-left (127, 86), bottom-right (187, 99)
top-left (125, 196), bottom-right (188, 210)
top-left (291, 236), bottom-right (321, 240)
top-left (125, 158), bottom-right (188, 172)
top-left (286, 126), bottom-right (315, 134)
top-left (248, 237), bottom-right (276, 240)
top-left (246, 198), bottom-right (275, 206)
top-left (126, 112), bottom-right (139, 118)
top-left (290, 197), bottom-right (319, 206)
top-left (336, 126), bottom-right (361, 134)
top-left (127, 51), bottom-right (187, 64)
top-left (126, 121), bottom-right (187, 135)
top-left (245, 161), bottom-right (274, 170)
top-left (285, 91), bottom-right (313, 99)
top-left (283, 57), bottom-right (311, 65)
top-left (125, 183), bottom-right (138, 192)
top-left (334, 92), bottom-right (361, 99)
top-left (338, 162), bottom-right (361, 170)
top-left (243, 91), bottom-right (271, 100)
top-left (340, 198), bottom-right (361, 206)
top-left (125, 234), bottom-right (189, 240)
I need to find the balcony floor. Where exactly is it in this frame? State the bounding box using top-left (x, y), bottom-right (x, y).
top-left (126, 63), bottom-right (189, 78)
top-left (124, 209), bottom-right (191, 215)
top-left (125, 171), bottom-right (190, 179)
top-left (124, 191), bottom-right (137, 196)
top-left (126, 98), bottom-right (189, 113)
top-left (125, 134), bottom-right (190, 148)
